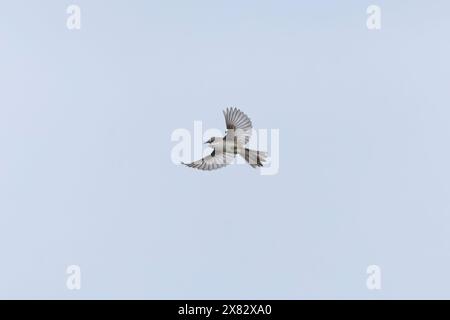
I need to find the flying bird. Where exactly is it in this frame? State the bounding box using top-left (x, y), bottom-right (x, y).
top-left (182, 108), bottom-right (267, 171)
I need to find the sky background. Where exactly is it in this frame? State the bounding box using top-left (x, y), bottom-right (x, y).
top-left (1, 0), bottom-right (450, 299)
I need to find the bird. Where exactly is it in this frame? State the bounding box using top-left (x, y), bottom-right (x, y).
top-left (182, 107), bottom-right (267, 171)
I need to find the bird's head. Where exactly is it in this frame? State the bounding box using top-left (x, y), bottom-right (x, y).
top-left (204, 136), bottom-right (221, 147)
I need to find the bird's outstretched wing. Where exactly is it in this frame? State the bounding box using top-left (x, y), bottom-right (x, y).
top-left (182, 150), bottom-right (235, 171)
top-left (223, 107), bottom-right (252, 145)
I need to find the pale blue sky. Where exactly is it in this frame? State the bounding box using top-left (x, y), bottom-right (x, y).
top-left (1, 1), bottom-right (450, 299)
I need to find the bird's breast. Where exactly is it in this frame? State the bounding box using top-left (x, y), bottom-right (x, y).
top-left (221, 139), bottom-right (242, 154)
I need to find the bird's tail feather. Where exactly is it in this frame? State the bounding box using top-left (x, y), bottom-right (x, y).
top-left (240, 148), bottom-right (267, 168)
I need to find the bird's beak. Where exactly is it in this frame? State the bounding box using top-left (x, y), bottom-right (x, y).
top-left (203, 141), bottom-right (208, 144)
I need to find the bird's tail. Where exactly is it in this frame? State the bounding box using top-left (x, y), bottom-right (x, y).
top-left (240, 148), bottom-right (267, 168)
